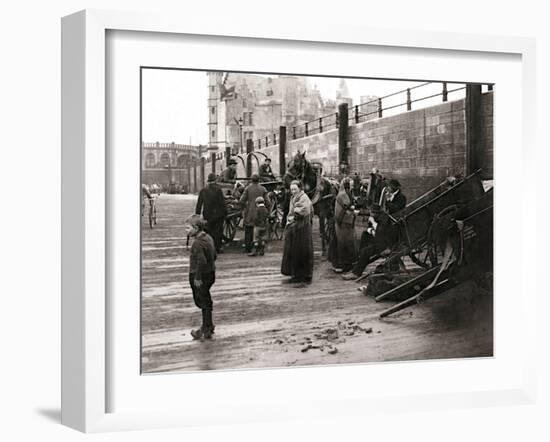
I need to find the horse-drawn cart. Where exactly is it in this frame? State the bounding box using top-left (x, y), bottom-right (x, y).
top-left (218, 179), bottom-right (285, 245)
top-left (360, 170), bottom-right (494, 317)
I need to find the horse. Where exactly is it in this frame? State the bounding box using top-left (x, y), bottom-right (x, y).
top-left (282, 151), bottom-right (339, 255)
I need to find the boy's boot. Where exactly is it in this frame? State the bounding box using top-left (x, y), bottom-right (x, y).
top-left (202, 309), bottom-right (213, 339)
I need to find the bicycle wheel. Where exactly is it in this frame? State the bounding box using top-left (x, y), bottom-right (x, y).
top-left (148, 202), bottom-right (154, 229)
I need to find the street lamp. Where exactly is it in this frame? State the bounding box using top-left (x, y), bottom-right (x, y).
top-left (236, 116), bottom-right (244, 154)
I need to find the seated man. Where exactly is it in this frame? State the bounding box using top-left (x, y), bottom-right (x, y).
top-left (382, 179), bottom-right (407, 214)
top-left (342, 204), bottom-right (398, 280)
top-left (258, 158), bottom-right (276, 182)
top-left (217, 158), bottom-right (238, 184)
top-left (352, 172), bottom-right (361, 198)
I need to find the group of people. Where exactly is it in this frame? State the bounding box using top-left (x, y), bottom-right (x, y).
top-left (217, 157), bottom-right (276, 185)
top-left (185, 162), bottom-right (292, 339)
top-left (186, 162), bottom-right (406, 340)
top-left (194, 171), bottom-right (270, 256)
top-left (328, 175), bottom-right (407, 281)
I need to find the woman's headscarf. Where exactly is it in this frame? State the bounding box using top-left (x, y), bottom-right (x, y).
top-left (337, 177), bottom-right (352, 204)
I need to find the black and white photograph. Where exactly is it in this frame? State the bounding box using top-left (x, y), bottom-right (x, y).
top-left (5, 0), bottom-right (550, 438)
top-left (140, 69), bottom-right (494, 373)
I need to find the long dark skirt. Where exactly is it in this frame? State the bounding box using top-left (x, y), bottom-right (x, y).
top-left (327, 232), bottom-right (338, 267)
top-left (281, 217), bottom-right (314, 279)
top-left (332, 223), bottom-right (357, 271)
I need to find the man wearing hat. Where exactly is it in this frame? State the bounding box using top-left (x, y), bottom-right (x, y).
top-left (195, 173), bottom-right (227, 253)
top-left (259, 157), bottom-right (276, 182)
top-left (382, 178), bottom-right (407, 214)
top-left (342, 203), bottom-right (399, 280)
top-left (218, 158), bottom-right (238, 184)
top-left (184, 214), bottom-right (217, 340)
top-left (239, 173), bottom-right (268, 253)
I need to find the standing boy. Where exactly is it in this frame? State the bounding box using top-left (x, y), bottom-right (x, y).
top-left (185, 214), bottom-right (217, 340)
top-left (249, 196), bottom-right (269, 256)
top-left (239, 173), bottom-right (268, 253)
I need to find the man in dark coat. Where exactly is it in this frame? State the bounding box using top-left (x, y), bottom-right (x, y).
top-left (218, 158), bottom-right (238, 184)
top-left (352, 172), bottom-right (361, 198)
top-left (239, 173), bottom-right (268, 253)
top-left (384, 179), bottom-right (407, 214)
top-left (259, 158), bottom-right (276, 182)
top-left (342, 204), bottom-right (398, 280)
top-left (195, 173), bottom-right (227, 253)
top-left (367, 168), bottom-right (384, 206)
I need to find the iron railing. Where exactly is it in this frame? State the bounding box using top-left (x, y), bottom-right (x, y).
top-left (246, 81), bottom-right (492, 148)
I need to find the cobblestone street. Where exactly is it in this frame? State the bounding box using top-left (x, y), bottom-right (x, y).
top-left (141, 193), bottom-right (493, 374)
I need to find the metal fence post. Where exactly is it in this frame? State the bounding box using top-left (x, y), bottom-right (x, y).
top-left (246, 139), bottom-right (254, 178)
top-left (279, 126), bottom-right (286, 177)
top-left (465, 84), bottom-right (482, 176)
top-left (442, 82), bottom-right (448, 102)
top-left (225, 146), bottom-right (231, 166)
top-left (378, 98), bottom-right (383, 118)
top-left (200, 156), bottom-right (205, 188)
top-left (406, 88), bottom-right (412, 111)
top-left (338, 103), bottom-right (349, 169)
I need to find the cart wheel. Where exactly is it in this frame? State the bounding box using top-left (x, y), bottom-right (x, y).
top-left (222, 217), bottom-right (237, 244)
top-left (409, 245), bottom-right (436, 268)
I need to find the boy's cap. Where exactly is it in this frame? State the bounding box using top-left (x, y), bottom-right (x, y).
top-left (184, 214), bottom-right (207, 229)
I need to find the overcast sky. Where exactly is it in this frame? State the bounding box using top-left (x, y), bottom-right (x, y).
top-left (141, 69), bottom-right (466, 145)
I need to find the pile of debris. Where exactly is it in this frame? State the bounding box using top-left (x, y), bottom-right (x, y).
top-left (298, 320), bottom-right (375, 355)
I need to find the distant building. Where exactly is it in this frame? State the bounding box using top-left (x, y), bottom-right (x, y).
top-left (360, 95), bottom-right (380, 120)
top-left (141, 142), bottom-right (202, 190)
top-left (336, 79), bottom-right (353, 108)
top-left (207, 72), bottom-right (338, 154)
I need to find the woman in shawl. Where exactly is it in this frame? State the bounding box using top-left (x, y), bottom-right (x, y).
top-left (329, 177), bottom-right (357, 273)
top-left (281, 180), bottom-right (315, 283)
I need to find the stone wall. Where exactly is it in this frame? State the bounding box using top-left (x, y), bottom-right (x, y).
top-left (189, 92), bottom-right (493, 200)
top-left (349, 92), bottom-right (493, 200)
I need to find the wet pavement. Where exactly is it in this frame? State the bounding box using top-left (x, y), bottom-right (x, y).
top-left (141, 193), bottom-right (493, 374)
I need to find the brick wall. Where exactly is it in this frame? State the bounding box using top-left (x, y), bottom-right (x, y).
top-left (349, 92), bottom-right (493, 200)
top-left (186, 92), bottom-right (493, 198)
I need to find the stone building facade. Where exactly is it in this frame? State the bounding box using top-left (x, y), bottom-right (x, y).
top-left (141, 142), bottom-right (202, 190)
top-left (207, 72), bottom-right (350, 155)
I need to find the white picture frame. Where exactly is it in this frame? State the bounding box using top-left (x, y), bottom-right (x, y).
top-left (61, 9), bottom-right (537, 433)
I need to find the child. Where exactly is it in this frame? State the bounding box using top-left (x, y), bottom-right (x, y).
top-left (185, 214), bottom-right (217, 340)
top-left (249, 196), bottom-right (269, 256)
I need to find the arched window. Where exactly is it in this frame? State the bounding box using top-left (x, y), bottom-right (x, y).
top-left (145, 153), bottom-right (155, 168)
top-left (160, 153), bottom-right (170, 168)
top-left (177, 155), bottom-right (189, 168)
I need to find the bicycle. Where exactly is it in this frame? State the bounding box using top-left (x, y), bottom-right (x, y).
top-left (143, 195), bottom-right (158, 229)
